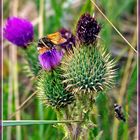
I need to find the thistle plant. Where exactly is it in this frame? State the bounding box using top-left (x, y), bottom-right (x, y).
top-left (59, 28), bottom-right (76, 51)
top-left (59, 13), bottom-right (116, 139)
top-left (4, 13), bottom-right (116, 140)
top-left (36, 69), bottom-right (75, 108)
top-left (62, 45), bottom-right (115, 94)
top-left (4, 17), bottom-right (34, 47)
top-left (38, 48), bottom-right (64, 71)
top-left (23, 45), bottom-right (41, 77)
top-left (76, 13), bottom-right (101, 45)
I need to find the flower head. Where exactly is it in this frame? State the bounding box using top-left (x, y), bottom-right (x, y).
top-left (38, 48), bottom-right (63, 71)
top-left (37, 71), bottom-right (75, 108)
top-left (76, 13), bottom-right (101, 45)
top-left (61, 44), bottom-right (116, 94)
top-left (59, 28), bottom-right (75, 51)
top-left (3, 17), bottom-right (34, 47)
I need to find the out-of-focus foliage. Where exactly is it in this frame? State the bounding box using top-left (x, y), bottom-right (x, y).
top-left (3, 0), bottom-right (137, 140)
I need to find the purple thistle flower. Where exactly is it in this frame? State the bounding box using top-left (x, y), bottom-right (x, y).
top-left (76, 13), bottom-right (101, 45)
top-left (59, 28), bottom-right (75, 51)
top-left (3, 17), bottom-right (34, 47)
top-left (38, 48), bottom-right (63, 71)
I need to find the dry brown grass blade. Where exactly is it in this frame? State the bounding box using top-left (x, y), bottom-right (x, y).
top-left (39, 0), bottom-right (44, 38)
top-left (8, 92), bottom-right (37, 119)
top-left (7, 0), bottom-right (21, 140)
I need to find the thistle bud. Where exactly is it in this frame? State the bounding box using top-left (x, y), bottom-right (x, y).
top-left (61, 44), bottom-right (116, 94)
top-left (37, 70), bottom-right (75, 108)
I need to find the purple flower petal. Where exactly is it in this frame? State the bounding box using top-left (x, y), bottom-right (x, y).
top-left (3, 17), bottom-right (34, 47)
top-left (59, 28), bottom-right (75, 51)
top-left (38, 48), bottom-right (63, 71)
top-left (76, 13), bottom-right (101, 45)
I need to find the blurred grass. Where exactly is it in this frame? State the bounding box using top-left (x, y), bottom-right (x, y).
top-left (3, 0), bottom-right (137, 140)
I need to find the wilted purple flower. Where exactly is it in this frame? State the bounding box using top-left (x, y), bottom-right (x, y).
top-left (3, 17), bottom-right (34, 47)
top-left (38, 48), bottom-right (63, 71)
top-left (59, 28), bottom-right (75, 51)
top-left (76, 13), bottom-right (101, 45)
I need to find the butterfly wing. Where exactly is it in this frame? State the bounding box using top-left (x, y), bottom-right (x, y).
top-left (38, 47), bottom-right (49, 54)
top-left (47, 32), bottom-right (66, 45)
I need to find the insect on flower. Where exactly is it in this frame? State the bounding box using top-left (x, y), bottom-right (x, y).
top-left (114, 104), bottom-right (126, 122)
top-left (37, 32), bottom-right (66, 54)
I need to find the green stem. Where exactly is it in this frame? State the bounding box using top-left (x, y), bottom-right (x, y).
top-left (73, 112), bottom-right (83, 140)
top-left (65, 107), bottom-right (74, 138)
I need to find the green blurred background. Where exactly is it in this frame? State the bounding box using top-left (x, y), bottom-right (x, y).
top-left (3, 0), bottom-right (137, 139)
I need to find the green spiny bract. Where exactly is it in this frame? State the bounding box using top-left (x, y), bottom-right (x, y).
top-left (23, 45), bottom-right (41, 77)
top-left (61, 44), bottom-right (116, 94)
top-left (36, 69), bottom-right (75, 108)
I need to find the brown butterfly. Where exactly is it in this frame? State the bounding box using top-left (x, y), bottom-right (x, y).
top-left (37, 32), bottom-right (66, 54)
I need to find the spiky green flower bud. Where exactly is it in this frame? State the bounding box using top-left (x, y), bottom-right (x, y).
top-left (61, 44), bottom-right (116, 94)
top-left (36, 70), bottom-right (75, 108)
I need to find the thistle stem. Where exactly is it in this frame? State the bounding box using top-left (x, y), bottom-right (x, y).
top-left (73, 112), bottom-right (83, 140)
top-left (63, 107), bottom-right (74, 139)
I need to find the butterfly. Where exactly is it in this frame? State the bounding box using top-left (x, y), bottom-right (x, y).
top-left (37, 32), bottom-right (66, 54)
top-left (114, 104), bottom-right (126, 122)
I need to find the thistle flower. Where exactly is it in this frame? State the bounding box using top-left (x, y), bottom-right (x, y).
top-left (38, 48), bottom-right (63, 71)
top-left (3, 17), bottom-right (34, 47)
top-left (37, 70), bottom-right (75, 108)
top-left (76, 13), bottom-right (101, 45)
top-left (59, 28), bottom-right (75, 51)
top-left (61, 44), bottom-right (116, 94)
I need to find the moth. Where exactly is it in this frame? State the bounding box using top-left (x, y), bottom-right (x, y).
top-left (114, 104), bottom-right (126, 122)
